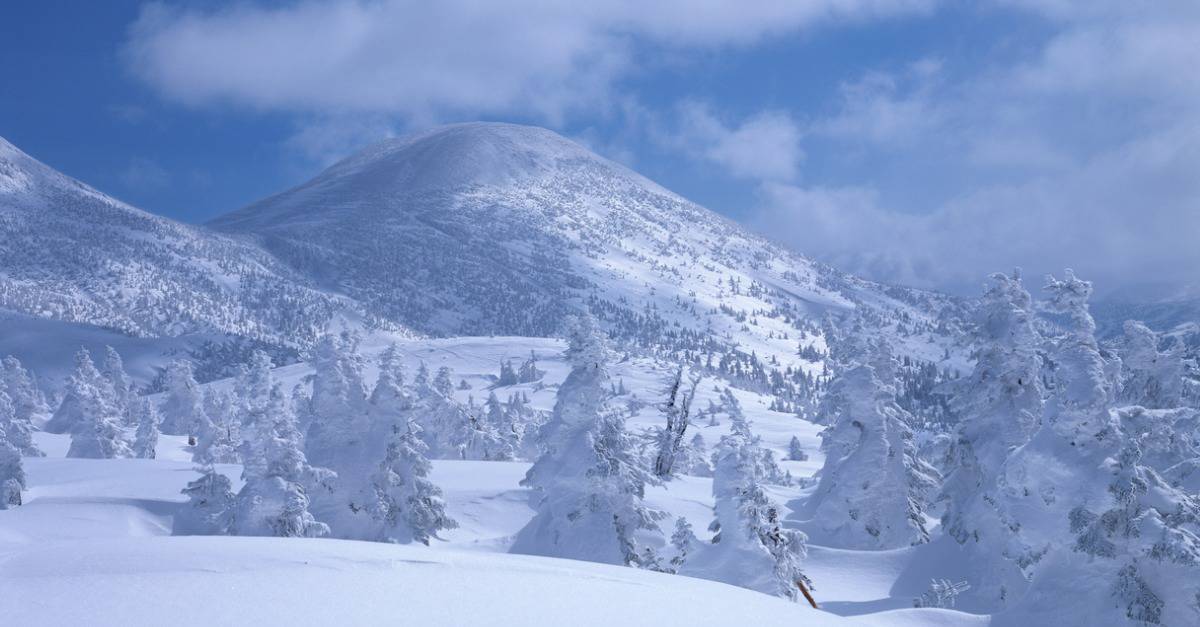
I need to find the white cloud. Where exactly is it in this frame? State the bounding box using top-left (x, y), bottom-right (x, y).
top-left (746, 1), bottom-right (1200, 298)
top-left (672, 104), bottom-right (804, 182)
top-left (815, 59), bottom-right (944, 145)
top-left (123, 0), bottom-right (934, 121)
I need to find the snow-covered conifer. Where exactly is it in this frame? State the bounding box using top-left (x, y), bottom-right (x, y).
top-left (194, 388), bottom-right (240, 464)
top-left (101, 346), bottom-right (134, 424)
top-left (938, 270), bottom-right (1044, 609)
top-left (131, 397), bottom-right (160, 459)
top-left (369, 420), bottom-right (457, 544)
top-left (159, 360), bottom-right (206, 436)
top-left (413, 362), bottom-right (432, 397)
top-left (1004, 271), bottom-right (1120, 551)
top-left (61, 348), bottom-right (130, 459)
top-left (304, 332), bottom-right (370, 471)
top-left (1003, 274), bottom-right (1200, 623)
top-left (653, 366), bottom-right (699, 480)
top-left (233, 384), bottom-right (329, 538)
top-left (233, 351), bottom-right (275, 431)
top-left (806, 362), bottom-right (937, 549)
top-left (497, 360), bottom-right (518, 386)
top-left (1012, 439), bottom-right (1200, 626)
top-left (669, 517), bottom-right (697, 572)
top-left (175, 464), bottom-right (235, 535)
top-left (45, 348), bottom-right (109, 434)
top-left (0, 395), bottom-right (27, 509)
top-left (512, 314), bottom-right (663, 566)
top-left (788, 436), bottom-right (808, 461)
top-left (433, 366), bottom-right (455, 397)
top-left (682, 413), bottom-right (811, 601)
top-left (1, 356), bottom-right (46, 455)
top-left (679, 432), bottom-right (713, 477)
top-left (1118, 320), bottom-right (1184, 409)
top-left (517, 351), bottom-right (542, 383)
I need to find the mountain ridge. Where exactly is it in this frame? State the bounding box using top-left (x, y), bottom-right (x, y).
top-left (210, 122), bottom-right (964, 370)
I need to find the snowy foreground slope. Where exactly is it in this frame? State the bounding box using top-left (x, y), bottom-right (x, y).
top-left (2, 535), bottom-right (842, 627)
top-left (0, 336), bottom-right (984, 627)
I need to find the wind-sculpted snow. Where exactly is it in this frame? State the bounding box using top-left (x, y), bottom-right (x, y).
top-left (0, 137), bottom-right (370, 352)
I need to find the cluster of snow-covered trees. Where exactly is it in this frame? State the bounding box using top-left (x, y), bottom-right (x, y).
top-left (810, 269), bottom-right (1200, 624)
top-left (38, 347), bottom-right (166, 460)
top-left (509, 315), bottom-right (811, 601)
top-left (174, 334), bottom-right (535, 544)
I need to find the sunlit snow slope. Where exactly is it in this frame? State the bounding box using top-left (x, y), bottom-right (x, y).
top-left (211, 122), bottom-right (963, 371)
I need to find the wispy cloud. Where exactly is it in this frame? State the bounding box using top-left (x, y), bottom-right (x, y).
top-left (122, 0), bottom-right (934, 122)
top-left (746, 0), bottom-right (1200, 297)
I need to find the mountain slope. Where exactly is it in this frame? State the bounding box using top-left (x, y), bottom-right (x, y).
top-left (212, 122), bottom-right (964, 374)
top-left (0, 136), bottom-right (370, 351)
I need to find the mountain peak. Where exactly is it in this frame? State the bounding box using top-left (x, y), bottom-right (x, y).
top-left (212, 121), bottom-right (668, 231)
top-left (314, 122), bottom-right (628, 196)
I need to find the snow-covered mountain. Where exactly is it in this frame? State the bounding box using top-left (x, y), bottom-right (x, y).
top-left (212, 123), bottom-right (964, 371)
top-left (0, 136), bottom-right (371, 356)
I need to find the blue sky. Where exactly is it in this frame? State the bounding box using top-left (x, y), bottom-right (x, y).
top-left (3, 1), bottom-right (1198, 298)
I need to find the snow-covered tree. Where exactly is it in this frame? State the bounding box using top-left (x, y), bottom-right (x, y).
top-left (232, 350), bottom-right (275, 432)
top-left (1117, 320), bottom-right (1184, 410)
top-left (233, 384), bottom-right (329, 538)
top-left (101, 346), bottom-right (135, 424)
top-left (653, 366), bottom-right (700, 480)
top-left (806, 362), bottom-right (938, 549)
top-left (497, 359), bottom-right (518, 386)
top-left (679, 432), bottom-right (713, 477)
top-left (59, 348), bottom-right (130, 459)
top-left (131, 397), bottom-right (160, 459)
top-left (0, 395), bottom-right (26, 509)
top-left (454, 404), bottom-right (514, 461)
top-left (1, 356), bottom-right (46, 455)
top-left (1004, 271), bottom-right (1121, 552)
top-left (1067, 439), bottom-right (1200, 625)
top-left (413, 362), bottom-right (432, 397)
top-left (304, 332), bottom-right (370, 472)
top-left (45, 347), bottom-right (110, 434)
top-left (669, 516), bottom-right (697, 572)
top-left (938, 270), bottom-right (1045, 609)
top-left (1115, 405), bottom-right (1200, 490)
top-left (175, 463), bottom-right (235, 536)
top-left (1001, 273), bottom-right (1200, 624)
top-left (517, 351), bottom-right (543, 383)
top-left (159, 360), bottom-right (206, 436)
top-left (682, 412), bottom-right (811, 601)
top-left (788, 436), bottom-right (809, 462)
top-left (369, 420), bottom-right (458, 544)
top-left (512, 314), bottom-right (663, 566)
top-left (194, 388), bottom-right (240, 464)
top-left (433, 366), bottom-right (455, 397)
